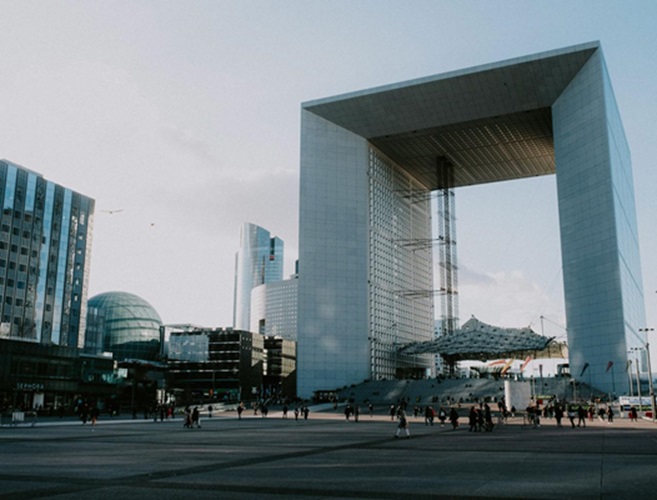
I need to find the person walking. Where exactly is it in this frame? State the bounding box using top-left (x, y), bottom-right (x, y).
top-left (438, 407), bottom-right (447, 426)
top-left (567, 406), bottom-right (576, 428)
top-left (395, 409), bottom-right (410, 438)
top-left (449, 407), bottom-right (459, 430)
top-left (554, 404), bottom-right (564, 428)
top-left (577, 405), bottom-right (587, 427)
top-left (468, 406), bottom-right (478, 432)
top-left (191, 407), bottom-right (201, 428)
top-left (424, 406), bottom-right (434, 426)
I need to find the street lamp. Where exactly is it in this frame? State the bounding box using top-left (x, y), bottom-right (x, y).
top-left (638, 328), bottom-right (656, 422)
top-left (629, 347), bottom-right (643, 415)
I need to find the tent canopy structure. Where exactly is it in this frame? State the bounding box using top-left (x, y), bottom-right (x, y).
top-left (399, 317), bottom-right (567, 362)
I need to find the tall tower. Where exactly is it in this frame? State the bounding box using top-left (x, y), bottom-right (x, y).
top-left (0, 159), bottom-right (94, 348)
top-left (232, 222), bottom-right (284, 331)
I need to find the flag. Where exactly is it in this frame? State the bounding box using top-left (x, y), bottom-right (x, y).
top-left (520, 356), bottom-right (532, 372)
top-left (488, 360), bottom-right (508, 366)
top-left (580, 362), bottom-right (589, 377)
top-left (500, 359), bottom-right (514, 375)
top-left (606, 361), bottom-right (614, 373)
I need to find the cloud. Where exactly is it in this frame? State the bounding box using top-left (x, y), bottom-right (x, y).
top-left (455, 265), bottom-right (565, 337)
top-left (160, 123), bottom-right (224, 169)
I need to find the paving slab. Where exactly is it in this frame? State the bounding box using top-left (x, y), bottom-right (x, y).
top-left (1, 411), bottom-right (656, 499)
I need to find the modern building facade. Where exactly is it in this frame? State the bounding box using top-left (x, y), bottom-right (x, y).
top-left (298, 42), bottom-right (645, 397)
top-left (250, 275), bottom-right (298, 340)
top-left (166, 328), bottom-right (264, 403)
top-left (0, 159), bottom-right (94, 347)
top-left (85, 291), bottom-right (163, 361)
top-left (263, 335), bottom-right (296, 400)
top-left (232, 223), bottom-right (284, 331)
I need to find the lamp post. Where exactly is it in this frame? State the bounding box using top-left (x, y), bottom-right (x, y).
top-left (638, 328), bottom-right (656, 422)
top-left (630, 347), bottom-right (643, 414)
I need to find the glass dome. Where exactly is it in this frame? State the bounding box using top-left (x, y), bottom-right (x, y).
top-left (86, 291), bottom-right (163, 361)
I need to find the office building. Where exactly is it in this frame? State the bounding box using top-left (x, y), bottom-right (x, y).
top-left (250, 274), bottom-right (298, 340)
top-left (297, 42), bottom-right (645, 397)
top-left (1, 159), bottom-right (94, 346)
top-left (166, 327), bottom-right (264, 403)
top-left (232, 222), bottom-right (283, 331)
top-left (1, 159), bottom-right (98, 410)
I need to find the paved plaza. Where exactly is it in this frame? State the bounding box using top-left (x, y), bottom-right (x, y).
top-left (1, 408), bottom-right (656, 499)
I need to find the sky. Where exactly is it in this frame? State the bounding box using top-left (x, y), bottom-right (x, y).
top-left (1, 1), bottom-right (656, 347)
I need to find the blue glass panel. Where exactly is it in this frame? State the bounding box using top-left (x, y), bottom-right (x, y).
top-left (51, 189), bottom-right (72, 345)
top-left (3, 165), bottom-right (17, 209)
top-left (25, 173), bottom-right (37, 212)
top-left (34, 182), bottom-right (55, 342)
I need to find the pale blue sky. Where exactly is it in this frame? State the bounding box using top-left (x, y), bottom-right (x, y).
top-left (1, 1), bottom-right (656, 342)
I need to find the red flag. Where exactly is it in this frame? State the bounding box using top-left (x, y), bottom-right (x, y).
top-left (606, 361), bottom-right (614, 373)
top-left (520, 356), bottom-right (532, 372)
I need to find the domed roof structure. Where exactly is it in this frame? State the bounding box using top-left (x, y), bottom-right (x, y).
top-left (86, 291), bottom-right (163, 361)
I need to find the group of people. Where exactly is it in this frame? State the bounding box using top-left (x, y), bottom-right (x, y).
top-left (527, 402), bottom-right (616, 428)
top-left (468, 403), bottom-right (495, 432)
top-left (183, 406), bottom-right (202, 428)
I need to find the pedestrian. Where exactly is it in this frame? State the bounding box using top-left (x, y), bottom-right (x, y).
top-left (607, 406), bottom-right (614, 423)
top-left (90, 404), bottom-right (99, 426)
top-left (354, 405), bottom-right (360, 422)
top-left (192, 407), bottom-right (201, 428)
top-left (282, 405), bottom-right (289, 419)
top-left (554, 404), bottom-right (563, 428)
top-left (424, 406), bottom-right (434, 426)
top-left (183, 407), bottom-right (192, 428)
top-left (395, 409), bottom-right (410, 438)
top-left (629, 406), bottom-right (638, 422)
top-left (237, 402), bottom-right (244, 420)
top-left (567, 406), bottom-right (576, 428)
top-left (449, 407), bottom-right (459, 430)
top-left (389, 405), bottom-right (396, 421)
top-left (303, 406), bottom-right (309, 420)
top-left (484, 404), bottom-right (494, 432)
top-left (294, 407), bottom-right (299, 421)
top-left (368, 403), bottom-right (374, 417)
top-left (207, 405), bottom-right (213, 418)
top-left (438, 407), bottom-right (447, 426)
top-left (577, 405), bottom-right (586, 427)
top-left (468, 406), bottom-right (478, 432)
top-left (344, 405), bottom-right (352, 421)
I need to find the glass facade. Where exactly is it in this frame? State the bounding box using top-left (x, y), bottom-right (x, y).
top-left (0, 160), bottom-right (94, 347)
top-left (85, 291), bottom-right (163, 361)
top-left (368, 148), bottom-right (435, 380)
top-left (553, 49), bottom-right (646, 393)
top-left (232, 222), bottom-right (284, 331)
top-left (250, 276), bottom-right (298, 340)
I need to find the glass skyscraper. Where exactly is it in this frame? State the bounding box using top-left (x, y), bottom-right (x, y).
top-left (232, 222), bottom-right (284, 331)
top-left (0, 160), bottom-right (94, 348)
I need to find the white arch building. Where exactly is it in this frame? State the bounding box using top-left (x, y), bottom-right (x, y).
top-left (297, 42), bottom-right (646, 398)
